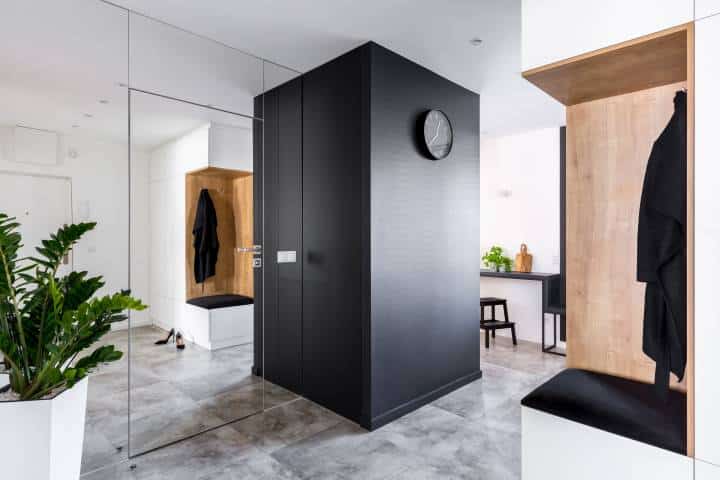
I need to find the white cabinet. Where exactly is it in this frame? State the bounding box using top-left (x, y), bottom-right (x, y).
top-left (696, 0), bottom-right (720, 19)
top-left (521, 0), bottom-right (693, 71)
top-left (695, 13), bottom-right (720, 468)
top-left (697, 460), bottom-right (720, 480)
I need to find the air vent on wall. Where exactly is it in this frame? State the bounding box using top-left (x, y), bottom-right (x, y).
top-left (12, 125), bottom-right (60, 166)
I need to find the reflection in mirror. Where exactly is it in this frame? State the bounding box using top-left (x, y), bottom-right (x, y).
top-left (129, 12), bottom-right (264, 117)
top-left (0, 0), bottom-right (130, 475)
top-left (129, 90), bottom-right (283, 457)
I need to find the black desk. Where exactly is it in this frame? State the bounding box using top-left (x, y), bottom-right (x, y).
top-left (480, 270), bottom-right (562, 349)
top-left (480, 270), bottom-right (557, 282)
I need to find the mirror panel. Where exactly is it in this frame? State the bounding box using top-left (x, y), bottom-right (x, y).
top-left (0, 0), bottom-right (130, 474)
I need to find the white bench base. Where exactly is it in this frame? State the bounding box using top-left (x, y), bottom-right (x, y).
top-left (521, 406), bottom-right (692, 480)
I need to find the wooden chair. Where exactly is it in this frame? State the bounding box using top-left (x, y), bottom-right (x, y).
top-left (480, 297), bottom-right (517, 349)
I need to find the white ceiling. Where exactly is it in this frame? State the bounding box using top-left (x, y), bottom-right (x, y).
top-left (112, 0), bottom-right (565, 136)
top-left (0, 0), bottom-right (563, 153)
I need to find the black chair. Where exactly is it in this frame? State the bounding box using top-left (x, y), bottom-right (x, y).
top-left (479, 297), bottom-right (517, 349)
top-left (542, 274), bottom-right (566, 356)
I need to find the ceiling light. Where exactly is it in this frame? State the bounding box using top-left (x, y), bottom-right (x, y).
top-left (470, 38), bottom-right (483, 46)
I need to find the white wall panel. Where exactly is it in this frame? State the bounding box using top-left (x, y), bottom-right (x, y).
top-left (697, 460), bottom-right (720, 480)
top-left (696, 0), bottom-right (720, 19)
top-left (522, 407), bottom-right (693, 480)
top-left (521, 0), bottom-right (692, 71)
top-left (695, 13), bottom-right (720, 467)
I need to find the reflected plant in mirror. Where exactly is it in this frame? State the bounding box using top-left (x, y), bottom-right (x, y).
top-left (0, 214), bottom-right (146, 401)
top-left (482, 245), bottom-right (513, 273)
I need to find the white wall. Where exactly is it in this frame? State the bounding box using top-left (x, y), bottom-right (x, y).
top-left (148, 125), bottom-right (210, 344)
top-left (480, 127), bottom-right (560, 343)
top-left (0, 127), bottom-right (150, 328)
top-left (521, 0), bottom-right (693, 71)
top-left (694, 11), bottom-right (720, 469)
top-left (208, 123), bottom-right (252, 171)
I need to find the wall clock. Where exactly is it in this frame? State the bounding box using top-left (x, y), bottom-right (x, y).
top-left (421, 109), bottom-right (453, 160)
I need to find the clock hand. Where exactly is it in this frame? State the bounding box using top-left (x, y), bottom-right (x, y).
top-left (430, 120), bottom-right (441, 145)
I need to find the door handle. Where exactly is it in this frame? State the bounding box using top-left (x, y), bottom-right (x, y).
top-left (236, 245), bottom-right (262, 255)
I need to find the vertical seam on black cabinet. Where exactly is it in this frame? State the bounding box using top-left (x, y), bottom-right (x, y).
top-left (300, 77), bottom-right (304, 396)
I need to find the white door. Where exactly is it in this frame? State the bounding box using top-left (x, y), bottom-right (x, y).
top-left (0, 172), bottom-right (73, 272)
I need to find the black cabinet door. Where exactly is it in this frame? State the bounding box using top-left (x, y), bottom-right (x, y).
top-left (301, 47), bottom-right (367, 422)
top-left (257, 78), bottom-right (303, 393)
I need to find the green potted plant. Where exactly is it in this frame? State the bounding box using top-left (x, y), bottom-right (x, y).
top-left (482, 245), bottom-right (513, 272)
top-left (0, 214), bottom-right (145, 480)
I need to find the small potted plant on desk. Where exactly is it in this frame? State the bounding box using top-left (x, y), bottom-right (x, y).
top-left (0, 215), bottom-right (145, 480)
top-left (482, 245), bottom-right (513, 273)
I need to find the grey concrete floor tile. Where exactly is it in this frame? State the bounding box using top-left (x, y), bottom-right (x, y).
top-left (108, 426), bottom-right (258, 480)
top-left (81, 424), bottom-right (126, 474)
top-left (431, 365), bottom-right (537, 420)
top-left (271, 422), bottom-right (418, 480)
top-left (172, 367), bottom-right (259, 402)
top-left (230, 398), bottom-right (344, 453)
top-left (81, 325), bottom-right (565, 480)
top-left (129, 402), bottom-right (226, 455)
top-left (196, 453), bottom-right (302, 480)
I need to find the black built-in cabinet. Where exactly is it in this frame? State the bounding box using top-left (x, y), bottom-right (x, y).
top-left (254, 78), bottom-right (303, 392)
top-left (255, 42), bottom-right (480, 429)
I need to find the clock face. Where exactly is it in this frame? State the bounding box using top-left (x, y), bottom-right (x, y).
top-left (422, 110), bottom-right (453, 160)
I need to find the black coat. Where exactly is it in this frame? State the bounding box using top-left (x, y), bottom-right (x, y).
top-left (193, 189), bottom-right (219, 284)
top-left (637, 90), bottom-right (687, 391)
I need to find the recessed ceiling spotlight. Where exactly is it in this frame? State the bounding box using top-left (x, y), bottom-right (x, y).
top-left (83, 113), bottom-right (93, 118)
top-left (99, 99), bottom-right (109, 104)
top-left (470, 38), bottom-right (483, 46)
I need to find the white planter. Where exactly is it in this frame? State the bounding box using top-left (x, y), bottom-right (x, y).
top-left (0, 376), bottom-right (88, 480)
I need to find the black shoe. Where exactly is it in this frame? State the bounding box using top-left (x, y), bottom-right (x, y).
top-left (154, 328), bottom-right (175, 345)
top-left (175, 332), bottom-right (186, 350)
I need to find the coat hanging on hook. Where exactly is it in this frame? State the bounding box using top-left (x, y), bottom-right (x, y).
top-left (637, 90), bottom-right (687, 393)
top-left (192, 188), bottom-right (219, 284)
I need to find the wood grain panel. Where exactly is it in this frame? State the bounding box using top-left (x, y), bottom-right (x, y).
top-left (566, 82), bottom-right (687, 390)
top-left (233, 175), bottom-right (254, 297)
top-left (685, 22), bottom-right (695, 458)
top-left (185, 167), bottom-right (253, 300)
top-left (524, 25), bottom-right (688, 106)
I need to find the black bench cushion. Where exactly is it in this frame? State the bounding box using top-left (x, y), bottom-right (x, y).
top-left (521, 369), bottom-right (686, 455)
top-left (187, 294), bottom-right (254, 310)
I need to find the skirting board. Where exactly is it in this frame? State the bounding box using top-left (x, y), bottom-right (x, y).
top-left (521, 407), bottom-right (692, 480)
top-left (365, 370), bottom-right (482, 430)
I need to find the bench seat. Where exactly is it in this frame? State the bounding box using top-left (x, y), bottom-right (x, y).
top-left (521, 369), bottom-right (690, 480)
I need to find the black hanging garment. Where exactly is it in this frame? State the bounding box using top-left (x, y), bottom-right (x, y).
top-left (193, 188), bottom-right (219, 284)
top-left (637, 90), bottom-right (687, 392)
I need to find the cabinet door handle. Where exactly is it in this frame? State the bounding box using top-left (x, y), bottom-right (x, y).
top-left (277, 251), bottom-right (297, 264)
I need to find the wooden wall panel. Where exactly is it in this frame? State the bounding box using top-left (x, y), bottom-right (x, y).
top-left (185, 167), bottom-right (253, 300)
top-left (233, 175), bottom-right (254, 297)
top-left (566, 81), bottom-right (687, 390)
top-left (523, 25), bottom-right (688, 106)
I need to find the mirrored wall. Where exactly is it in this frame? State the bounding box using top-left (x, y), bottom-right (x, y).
top-left (0, 0), bottom-right (300, 475)
top-left (0, 0), bottom-right (131, 473)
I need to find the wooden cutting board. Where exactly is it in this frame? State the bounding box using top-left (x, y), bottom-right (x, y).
top-left (514, 243), bottom-right (533, 273)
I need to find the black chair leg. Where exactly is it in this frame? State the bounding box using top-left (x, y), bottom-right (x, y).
top-left (511, 324), bottom-right (517, 346)
top-left (491, 306), bottom-right (496, 338)
top-left (485, 329), bottom-right (490, 349)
